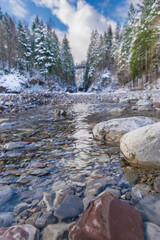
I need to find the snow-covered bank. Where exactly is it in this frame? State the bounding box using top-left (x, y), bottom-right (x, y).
top-left (0, 88), bottom-right (160, 115)
top-left (0, 70), bottom-right (76, 94)
top-left (0, 71), bottom-right (29, 93)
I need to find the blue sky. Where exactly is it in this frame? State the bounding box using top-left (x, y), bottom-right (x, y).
top-left (0, 0), bottom-right (141, 63)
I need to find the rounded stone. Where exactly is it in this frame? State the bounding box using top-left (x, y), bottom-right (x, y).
top-left (54, 195), bottom-right (84, 220)
top-left (144, 222), bottom-right (160, 240)
top-left (120, 122), bottom-right (160, 168)
top-left (0, 186), bottom-right (12, 207)
top-left (93, 116), bottom-right (156, 146)
top-left (0, 212), bottom-right (13, 227)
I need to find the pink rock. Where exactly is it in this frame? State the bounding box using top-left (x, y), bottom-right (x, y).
top-left (69, 192), bottom-right (144, 240)
top-left (0, 224), bottom-right (39, 240)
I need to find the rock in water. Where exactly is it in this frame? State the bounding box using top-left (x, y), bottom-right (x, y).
top-left (69, 192), bottom-right (144, 240)
top-left (0, 186), bottom-right (12, 207)
top-left (0, 225), bottom-right (39, 240)
top-left (54, 195), bottom-right (84, 220)
top-left (0, 213), bottom-right (13, 227)
top-left (42, 223), bottom-right (70, 240)
top-left (120, 122), bottom-right (160, 168)
top-left (144, 222), bottom-right (160, 240)
top-left (93, 116), bottom-right (156, 146)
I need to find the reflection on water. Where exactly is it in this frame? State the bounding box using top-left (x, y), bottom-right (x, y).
top-left (0, 99), bottom-right (158, 227)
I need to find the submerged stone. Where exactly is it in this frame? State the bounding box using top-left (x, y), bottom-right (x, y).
top-left (54, 195), bottom-right (84, 220)
top-left (0, 224), bottom-right (39, 240)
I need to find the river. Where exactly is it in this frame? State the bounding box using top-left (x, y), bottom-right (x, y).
top-left (0, 92), bottom-right (159, 239)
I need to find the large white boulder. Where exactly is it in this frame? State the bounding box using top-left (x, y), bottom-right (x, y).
top-left (93, 116), bottom-right (157, 146)
top-left (120, 122), bottom-right (160, 168)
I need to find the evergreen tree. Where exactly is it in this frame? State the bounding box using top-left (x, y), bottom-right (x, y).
top-left (130, 0), bottom-right (160, 85)
top-left (61, 35), bottom-right (75, 86)
top-left (33, 19), bottom-right (48, 77)
top-left (45, 27), bottom-right (62, 76)
top-left (2, 13), bottom-right (16, 69)
top-left (17, 22), bottom-right (32, 72)
top-left (84, 30), bottom-right (100, 89)
top-left (117, 3), bottom-right (138, 85)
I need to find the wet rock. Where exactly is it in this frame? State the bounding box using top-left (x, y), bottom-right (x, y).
top-left (29, 162), bottom-right (47, 169)
top-left (25, 212), bottom-right (41, 226)
top-left (85, 178), bottom-right (108, 197)
top-left (154, 176), bottom-right (160, 193)
top-left (53, 109), bottom-right (67, 117)
top-left (105, 187), bottom-right (121, 198)
top-left (42, 223), bottom-right (70, 240)
top-left (0, 186), bottom-right (12, 207)
top-left (54, 195), bottom-right (84, 220)
top-left (120, 122), bottom-right (160, 168)
top-left (134, 184), bottom-right (151, 195)
top-left (107, 107), bottom-right (126, 115)
top-left (83, 195), bottom-right (94, 210)
top-left (0, 213), bottom-right (13, 227)
top-left (3, 141), bottom-right (29, 150)
top-left (35, 210), bottom-right (57, 229)
top-left (136, 99), bottom-right (153, 107)
top-left (43, 192), bottom-right (56, 211)
top-left (118, 179), bottom-right (131, 189)
top-left (14, 203), bottom-right (30, 215)
top-left (69, 192), bottom-right (144, 240)
top-left (144, 222), bottom-right (160, 240)
top-left (93, 116), bottom-right (156, 146)
top-left (0, 224), bottom-right (39, 240)
top-left (137, 194), bottom-right (160, 226)
top-left (131, 184), bottom-right (151, 204)
top-left (50, 181), bottom-right (75, 209)
top-left (124, 167), bottom-right (140, 184)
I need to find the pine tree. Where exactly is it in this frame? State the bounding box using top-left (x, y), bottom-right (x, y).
top-left (16, 22), bottom-right (32, 72)
top-left (2, 13), bottom-right (16, 69)
top-left (117, 3), bottom-right (138, 85)
top-left (61, 35), bottom-right (75, 86)
top-left (84, 30), bottom-right (100, 89)
top-left (33, 18), bottom-right (48, 77)
top-left (129, 0), bottom-right (160, 85)
top-left (45, 27), bottom-right (62, 76)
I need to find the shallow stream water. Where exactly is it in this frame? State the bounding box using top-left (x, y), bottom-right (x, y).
top-left (0, 96), bottom-right (159, 230)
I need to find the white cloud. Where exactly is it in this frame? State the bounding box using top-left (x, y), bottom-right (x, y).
top-left (115, 0), bottom-right (142, 19)
top-left (6, 0), bottom-right (28, 18)
top-left (31, 0), bottom-right (117, 63)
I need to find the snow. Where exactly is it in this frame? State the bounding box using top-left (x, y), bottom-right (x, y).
top-left (0, 71), bottom-right (28, 92)
top-left (102, 70), bottom-right (110, 79)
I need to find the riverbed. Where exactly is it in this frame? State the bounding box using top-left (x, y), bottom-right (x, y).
top-left (0, 92), bottom-right (160, 239)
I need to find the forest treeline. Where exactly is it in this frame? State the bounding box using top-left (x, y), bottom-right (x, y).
top-left (84, 0), bottom-right (160, 90)
top-left (0, 10), bottom-right (76, 88)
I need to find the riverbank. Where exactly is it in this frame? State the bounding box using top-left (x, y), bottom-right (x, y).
top-left (1, 89), bottom-right (160, 115)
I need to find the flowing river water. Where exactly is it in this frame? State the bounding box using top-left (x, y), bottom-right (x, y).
top-left (0, 93), bottom-right (160, 238)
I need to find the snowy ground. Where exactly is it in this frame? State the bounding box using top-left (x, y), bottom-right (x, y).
top-left (0, 69), bottom-right (160, 94)
top-left (0, 70), bottom-right (64, 93)
top-left (0, 71), bottom-right (29, 93)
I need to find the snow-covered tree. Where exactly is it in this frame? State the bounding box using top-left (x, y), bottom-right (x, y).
top-left (45, 27), bottom-right (62, 76)
top-left (61, 35), bottom-right (75, 86)
top-left (130, 0), bottom-right (160, 85)
top-left (17, 22), bottom-right (32, 72)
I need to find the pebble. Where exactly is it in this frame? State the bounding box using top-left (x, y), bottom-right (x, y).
top-left (0, 212), bottom-right (13, 227)
top-left (54, 195), bottom-right (84, 220)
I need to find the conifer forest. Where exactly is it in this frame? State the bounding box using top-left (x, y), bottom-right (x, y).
top-left (0, 0), bottom-right (160, 91)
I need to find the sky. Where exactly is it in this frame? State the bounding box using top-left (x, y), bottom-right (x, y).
top-left (0, 0), bottom-right (142, 63)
